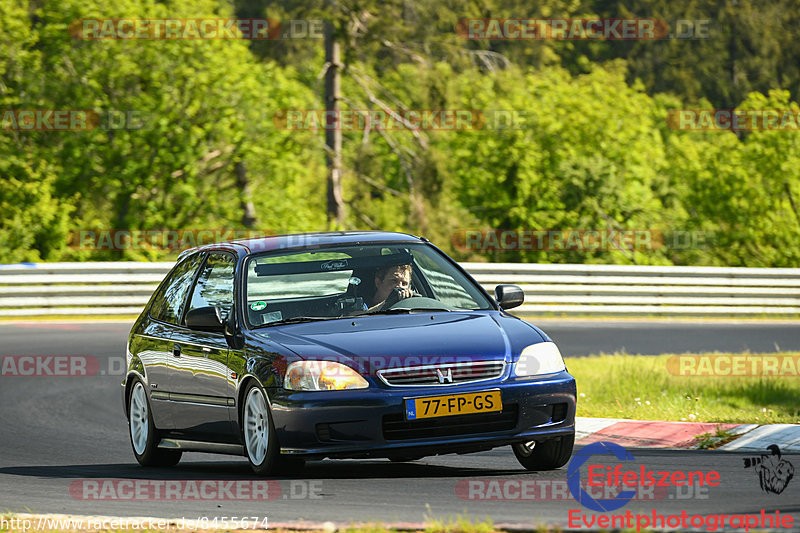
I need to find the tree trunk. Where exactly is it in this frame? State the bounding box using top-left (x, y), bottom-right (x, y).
top-left (235, 161), bottom-right (257, 228)
top-left (325, 22), bottom-right (345, 228)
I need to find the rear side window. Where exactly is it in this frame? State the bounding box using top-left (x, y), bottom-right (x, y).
top-left (187, 253), bottom-right (235, 322)
top-left (150, 254), bottom-right (203, 324)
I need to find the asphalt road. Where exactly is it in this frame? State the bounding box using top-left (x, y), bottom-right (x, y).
top-left (1, 320), bottom-right (798, 529)
top-left (535, 319), bottom-right (800, 357)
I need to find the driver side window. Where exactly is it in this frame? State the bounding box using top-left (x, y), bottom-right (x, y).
top-left (150, 254), bottom-right (203, 324)
top-left (187, 253), bottom-right (235, 322)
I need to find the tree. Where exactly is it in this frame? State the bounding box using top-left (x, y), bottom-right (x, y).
top-left (0, 0), bottom-right (72, 262)
top-left (1, 0), bottom-right (324, 260)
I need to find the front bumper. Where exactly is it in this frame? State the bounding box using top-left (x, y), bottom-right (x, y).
top-left (268, 371), bottom-right (576, 459)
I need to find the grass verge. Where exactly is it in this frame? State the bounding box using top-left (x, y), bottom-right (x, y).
top-left (566, 352), bottom-right (800, 424)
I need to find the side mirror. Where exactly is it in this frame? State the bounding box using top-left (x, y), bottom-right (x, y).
top-left (185, 306), bottom-right (225, 332)
top-left (494, 284), bottom-right (524, 310)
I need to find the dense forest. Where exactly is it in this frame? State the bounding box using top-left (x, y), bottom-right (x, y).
top-left (1, 0), bottom-right (799, 266)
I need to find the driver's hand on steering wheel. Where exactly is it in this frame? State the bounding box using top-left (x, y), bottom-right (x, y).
top-left (395, 288), bottom-right (413, 300)
top-left (380, 286), bottom-right (413, 309)
top-left (364, 286), bottom-right (416, 313)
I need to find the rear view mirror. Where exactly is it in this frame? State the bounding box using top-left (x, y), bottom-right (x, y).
top-left (185, 306), bottom-right (224, 332)
top-left (494, 284), bottom-right (524, 310)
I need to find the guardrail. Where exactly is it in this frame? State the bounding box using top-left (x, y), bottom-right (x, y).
top-left (0, 262), bottom-right (172, 317)
top-left (463, 263), bottom-right (800, 316)
top-left (1, 262), bottom-right (799, 317)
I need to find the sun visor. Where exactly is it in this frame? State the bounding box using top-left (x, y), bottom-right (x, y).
top-left (254, 251), bottom-right (414, 276)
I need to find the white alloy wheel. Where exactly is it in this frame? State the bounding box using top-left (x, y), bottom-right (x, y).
top-left (126, 377), bottom-right (181, 467)
top-left (129, 382), bottom-right (149, 455)
top-left (244, 386), bottom-right (271, 465)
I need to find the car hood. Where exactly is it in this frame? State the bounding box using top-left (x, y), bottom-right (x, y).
top-left (253, 311), bottom-right (547, 373)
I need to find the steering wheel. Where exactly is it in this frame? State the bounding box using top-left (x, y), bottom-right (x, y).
top-left (379, 290), bottom-right (446, 312)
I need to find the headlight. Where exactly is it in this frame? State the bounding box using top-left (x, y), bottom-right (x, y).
top-left (515, 342), bottom-right (566, 377)
top-left (284, 361), bottom-right (369, 391)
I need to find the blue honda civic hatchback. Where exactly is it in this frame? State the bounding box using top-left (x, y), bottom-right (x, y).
top-left (123, 231), bottom-right (576, 474)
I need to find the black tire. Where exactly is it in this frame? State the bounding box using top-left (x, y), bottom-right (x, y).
top-left (241, 381), bottom-right (279, 475)
top-left (512, 433), bottom-right (574, 471)
top-left (127, 378), bottom-right (182, 467)
top-left (274, 456), bottom-right (306, 474)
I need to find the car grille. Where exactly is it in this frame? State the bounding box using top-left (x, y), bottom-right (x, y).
top-left (382, 404), bottom-right (518, 440)
top-left (377, 360), bottom-right (505, 387)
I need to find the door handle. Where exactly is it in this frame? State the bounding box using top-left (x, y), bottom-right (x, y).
top-left (173, 343), bottom-right (181, 357)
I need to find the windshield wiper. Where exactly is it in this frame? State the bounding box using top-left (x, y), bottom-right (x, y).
top-left (260, 316), bottom-right (339, 327)
top-left (366, 307), bottom-right (452, 315)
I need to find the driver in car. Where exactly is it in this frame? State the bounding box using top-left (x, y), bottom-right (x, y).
top-left (366, 263), bottom-right (413, 311)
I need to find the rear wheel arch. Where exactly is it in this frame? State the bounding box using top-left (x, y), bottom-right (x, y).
top-left (126, 376), bottom-right (181, 467)
top-left (123, 369), bottom-right (147, 417)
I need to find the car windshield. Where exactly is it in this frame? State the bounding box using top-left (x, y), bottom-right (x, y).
top-left (244, 243), bottom-right (493, 327)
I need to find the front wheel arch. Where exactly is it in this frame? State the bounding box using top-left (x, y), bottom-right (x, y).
top-left (236, 376), bottom-right (264, 432)
top-left (240, 380), bottom-right (279, 475)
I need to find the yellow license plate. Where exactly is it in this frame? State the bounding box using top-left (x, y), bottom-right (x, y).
top-left (405, 390), bottom-right (502, 420)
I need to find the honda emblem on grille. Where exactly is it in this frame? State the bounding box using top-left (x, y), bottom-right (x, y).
top-left (436, 368), bottom-right (454, 384)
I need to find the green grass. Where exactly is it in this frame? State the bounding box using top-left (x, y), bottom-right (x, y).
top-left (566, 352), bottom-right (800, 423)
top-left (695, 426), bottom-right (739, 449)
top-left (423, 509), bottom-right (494, 533)
top-left (342, 516), bottom-right (497, 533)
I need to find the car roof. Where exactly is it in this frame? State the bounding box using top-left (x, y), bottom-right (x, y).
top-left (178, 231), bottom-right (426, 260)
